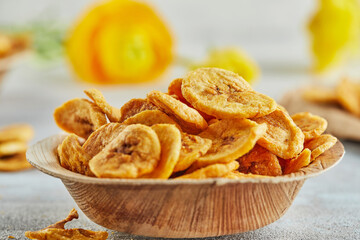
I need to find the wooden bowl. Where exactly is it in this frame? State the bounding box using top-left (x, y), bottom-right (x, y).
top-left (26, 134), bottom-right (345, 238)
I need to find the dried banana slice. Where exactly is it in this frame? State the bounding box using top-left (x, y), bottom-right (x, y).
top-left (122, 109), bottom-right (181, 129)
top-left (58, 134), bottom-right (94, 176)
top-left (0, 124), bottom-right (34, 142)
top-left (147, 91), bottom-right (208, 134)
top-left (176, 161), bottom-right (239, 179)
top-left (302, 87), bottom-right (338, 104)
top-left (0, 141), bottom-right (27, 157)
top-left (54, 98), bottom-right (107, 139)
top-left (336, 78), bottom-right (360, 116)
top-left (0, 153), bottom-right (32, 172)
top-left (181, 68), bottom-right (277, 119)
top-left (252, 107), bottom-right (304, 159)
top-left (223, 171), bottom-right (268, 179)
top-left (119, 98), bottom-right (158, 122)
top-left (291, 112), bottom-right (328, 141)
top-left (168, 78), bottom-right (186, 102)
top-left (84, 88), bottom-right (121, 122)
top-left (305, 134), bottom-right (337, 161)
top-left (238, 144), bottom-right (282, 176)
top-left (89, 124), bottom-right (161, 178)
top-left (142, 124), bottom-right (181, 179)
top-left (283, 148), bottom-right (311, 174)
top-left (194, 119), bottom-right (267, 168)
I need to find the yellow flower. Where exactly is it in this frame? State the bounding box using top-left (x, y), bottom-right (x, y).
top-left (66, 0), bottom-right (173, 84)
top-left (189, 47), bottom-right (260, 84)
top-left (308, 0), bottom-right (360, 72)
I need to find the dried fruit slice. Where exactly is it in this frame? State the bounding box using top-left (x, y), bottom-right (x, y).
top-left (194, 119), bottom-right (267, 168)
top-left (283, 148), bottom-right (311, 174)
top-left (181, 68), bottom-right (277, 119)
top-left (25, 208), bottom-right (108, 240)
top-left (147, 91), bottom-right (208, 134)
top-left (0, 124), bottom-right (34, 142)
top-left (173, 133), bottom-right (212, 172)
top-left (83, 123), bottom-right (127, 158)
top-left (238, 145), bottom-right (282, 176)
top-left (122, 110), bottom-right (180, 129)
top-left (54, 98), bottom-right (107, 139)
top-left (305, 134), bottom-right (337, 161)
top-left (252, 107), bottom-right (305, 159)
top-left (0, 153), bottom-right (32, 172)
top-left (291, 112), bottom-right (328, 141)
top-left (142, 124), bottom-right (181, 179)
top-left (223, 171), bottom-right (268, 179)
top-left (58, 134), bottom-right (94, 176)
top-left (336, 78), bottom-right (360, 116)
top-left (168, 78), bottom-right (186, 102)
top-left (119, 98), bottom-right (158, 122)
top-left (302, 87), bottom-right (338, 104)
top-left (89, 124), bottom-right (161, 178)
top-left (176, 161), bottom-right (239, 179)
top-left (84, 88), bottom-right (121, 122)
top-left (0, 141), bottom-right (27, 157)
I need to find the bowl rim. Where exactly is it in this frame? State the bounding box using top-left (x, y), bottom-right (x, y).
top-left (26, 134), bottom-right (345, 186)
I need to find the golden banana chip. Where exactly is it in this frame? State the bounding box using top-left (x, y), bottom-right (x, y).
top-left (305, 134), bottom-right (337, 161)
top-left (54, 98), bottom-right (107, 139)
top-left (223, 170), bottom-right (268, 179)
top-left (302, 87), bottom-right (338, 104)
top-left (89, 124), bottom-right (161, 178)
top-left (84, 88), bottom-right (121, 122)
top-left (0, 140), bottom-right (27, 157)
top-left (252, 107), bottom-right (305, 159)
top-left (176, 161), bottom-right (239, 179)
top-left (58, 134), bottom-right (94, 176)
top-left (25, 208), bottom-right (108, 240)
top-left (238, 145), bottom-right (282, 176)
top-left (173, 132), bottom-right (212, 172)
top-left (142, 124), bottom-right (181, 179)
top-left (336, 78), bottom-right (360, 117)
top-left (122, 109), bottom-right (180, 129)
top-left (291, 112), bottom-right (328, 141)
top-left (83, 123), bottom-right (127, 158)
top-left (194, 119), bottom-right (267, 168)
top-left (181, 68), bottom-right (277, 119)
top-left (0, 153), bottom-right (32, 172)
top-left (147, 91), bottom-right (208, 134)
top-left (119, 98), bottom-right (158, 122)
top-left (283, 148), bottom-right (311, 174)
top-left (0, 124), bottom-right (34, 142)
top-left (168, 78), bottom-right (186, 102)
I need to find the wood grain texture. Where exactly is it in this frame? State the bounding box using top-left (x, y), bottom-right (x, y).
top-left (26, 134), bottom-right (344, 238)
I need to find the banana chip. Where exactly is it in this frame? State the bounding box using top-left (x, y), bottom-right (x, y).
top-left (119, 98), bottom-right (158, 122)
top-left (291, 112), bottom-right (328, 141)
top-left (142, 124), bottom-right (181, 179)
top-left (238, 145), bottom-right (282, 176)
top-left (223, 170), bottom-right (269, 179)
top-left (89, 124), bottom-right (161, 178)
top-left (0, 140), bottom-right (27, 157)
top-left (336, 78), bottom-right (360, 117)
top-left (173, 132), bottom-right (212, 172)
top-left (84, 88), bottom-right (121, 122)
top-left (168, 78), bottom-right (186, 102)
top-left (252, 108), bottom-right (305, 159)
top-left (305, 134), bottom-right (337, 161)
top-left (0, 153), bottom-right (32, 172)
top-left (58, 134), bottom-right (94, 176)
top-left (302, 87), bottom-right (338, 104)
top-left (147, 91), bottom-right (208, 134)
top-left (283, 148), bottom-right (311, 174)
top-left (181, 68), bottom-right (277, 119)
top-left (122, 109), bottom-right (180, 129)
top-left (194, 119), bottom-right (267, 168)
top-left (0, 124), bottom-right (34, 142)
top-left (54, 98), bottom-right (107, 139)
top-left (176, 161), bottom-right (239, 179)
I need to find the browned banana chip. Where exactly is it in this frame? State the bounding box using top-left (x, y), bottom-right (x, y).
top-left (89, 124), bottom-right (161, 178)
top-left (0, 140), bottom-right (27, 157)
top-left (283, 148), bottom-right (311, 174)
top-left (83, 123), bottom-right (127, 157)
top-left (54, 98), bottom-right (107, 139)
top-left (0, 124), bottom-right (34, 142)
top-left (122, 110), bottom-right (181, 129)
top-left (238, 144), bottom-right (282, 176)
top-left (181, 68), bottom-right (277, 119)
top-left (142, 124), bottom-right (181, 179)
top-left (252, 107), bottom-right (304, 159)
top-left (291, 112), bottom-right (328, 141)
top-left (336, 78), bottom-right (360, 116)
top-left (119, 98), bottom-right (158, 122)
top-left (58, 134), bottom-right (94, 176)
top-left (223, 171), bottom-right (269, 179)
top-left (25, 208), bottom-right (108, 240)
top-left (84, 88), bottom-right (121, 122)
top-left (173, 132), bottom-right (212, 172)
top-left (147, 91), bottom-right (208, 134)
top-left (168, 78), bottom-right (186, 102)
top-left (176, 161), bottom-right (239, 179)
top-left (0, 153), bottom-right (32, 172)
top-left (304, 134), bottom-right (337, 161)
top-left (194, 119), bottom-right (267, 168)
top-left (302, 87), bottom-right (338, 104)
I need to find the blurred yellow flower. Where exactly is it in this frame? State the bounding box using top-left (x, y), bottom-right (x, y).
top-left (308, 0), bottom-right (360, 72)
top-left (66, 0), bottom-right (173, 84)
top-left (190, 47), bottom-right (260, 84)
